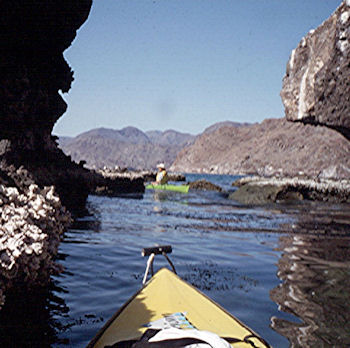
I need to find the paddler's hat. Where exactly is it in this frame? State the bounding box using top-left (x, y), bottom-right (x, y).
top-left (157, 163), bottom-right (165, 169)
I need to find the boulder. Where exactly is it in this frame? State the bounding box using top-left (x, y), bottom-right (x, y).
top-left (189, 179), bottom-right (222, 192)
top-left (229, 184), bottom-right (293, 205)
top-left (281, 1), bottom-right (350, 140)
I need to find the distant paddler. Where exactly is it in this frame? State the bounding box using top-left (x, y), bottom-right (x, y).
top-left (153, 163), bottom-right (169, 185)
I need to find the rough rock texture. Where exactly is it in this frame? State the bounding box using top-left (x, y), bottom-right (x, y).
top-left (0, 168), bottom-right (71, 307)
top-left (230, 176), bottom-right (350, 204)
top-left (0, 0), bottom-right (96, 308)
top-left (98, 167), bottom-right (186, 183)
top-left (170, 118), bottom-right (350, 179)
top-left (202, 121), bottom-right (252, 134)
top-left (281, 0), bottom-right (350, 139)
top-left (229, 184), bottom-right (301, 205)
top-left (0, 2), bottom-right (147, 211)
top-left (0, 1), bottom-right (147, 309)
top-left (188, 179), bottom-right (223, 192)
top-left (0, 0), bottom-right (92, 144)
top-left (0, 0), bottom-right (94, 212)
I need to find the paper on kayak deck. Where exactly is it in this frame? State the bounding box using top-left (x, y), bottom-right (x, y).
top-left (148, 327), bottom-right (231, 348)
top-left (143, 312), bottom-right (195, 330)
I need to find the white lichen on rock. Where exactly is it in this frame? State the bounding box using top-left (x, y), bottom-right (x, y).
top-left (281, 1), bottom-right (350, 136)
top-left (340, 10), bottom-right (349, 23)
top-left (297, 66), bottom-right (310, 119)
top-left (234, 175), bottom-right (350, 198)
top-left (0, 183), bottom-right (71, 308)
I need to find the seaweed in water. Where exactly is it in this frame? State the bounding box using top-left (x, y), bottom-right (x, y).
top-left (182, 261), bottom-right (258, 292)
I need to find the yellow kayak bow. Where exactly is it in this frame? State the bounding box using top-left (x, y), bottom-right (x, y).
top-left (88, 246), bottom-right (270, 348)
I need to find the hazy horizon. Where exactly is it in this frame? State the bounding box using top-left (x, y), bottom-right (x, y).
top-left (54, 118), bottom-right (261, 138)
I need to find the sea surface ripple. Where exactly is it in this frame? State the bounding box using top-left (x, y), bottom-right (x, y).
top-left (1, 174), bottom-right (349, 347)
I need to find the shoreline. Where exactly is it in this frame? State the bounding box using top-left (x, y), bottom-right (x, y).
top-left (96, 168), bottom-right (186, 182)
top-left (230, 175), bottom-right (350, 205)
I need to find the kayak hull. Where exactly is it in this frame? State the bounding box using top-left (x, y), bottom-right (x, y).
top-left (88, 268), bottom-right (270, 348)
top-left (146, 184), bottom-right (190, 193)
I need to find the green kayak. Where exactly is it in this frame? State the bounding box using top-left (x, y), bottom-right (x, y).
top-left (146, 184), bottom-right (190, 193)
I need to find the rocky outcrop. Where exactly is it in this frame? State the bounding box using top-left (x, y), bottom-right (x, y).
top-left (0, 0), bottom-right (92, 145)
top-left (0, 168), bottom-right (71, 307)
top-left (170, 118), bottom-right (350, 179)
top-left (0, 0), bottom-right (95, 308)
top-left (281, 0), bottom-right (350, 139)
top-left (188, 179), bottom-right (223, 192)
top-left (0, 1), bottom-right (144, 309)
top-left (0, 2), bottom-right (147, 210)
top-left (230, 176), bottom-right (350, 205)
top-left (0, 0), bottom-right (94, 212)
top-left (97, 167), bottom-right (186, 183)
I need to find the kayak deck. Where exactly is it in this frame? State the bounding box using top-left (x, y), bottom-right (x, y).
top-left (88, 268), bottom-right (269, 347)
top-left (146, 183), bottom-right (190, 193)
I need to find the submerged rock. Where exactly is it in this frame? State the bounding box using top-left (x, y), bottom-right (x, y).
top-left (229, 184), bottom-right (295, 205)
top-left (281, 0), bottom-right (350, 140)
top-left (188, 179), bottom-right (222, 192)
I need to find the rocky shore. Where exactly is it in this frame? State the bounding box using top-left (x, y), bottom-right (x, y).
top-left (170, 118), bottom-right (350, 179)
top-left (97, 167), bottom-right (186, 183)
top-left (0, 168), bottom-right (71, 307)
top-left (0, 0), bottom-right (143, 309)
top-left (230, 176), bottom-right (350, 205)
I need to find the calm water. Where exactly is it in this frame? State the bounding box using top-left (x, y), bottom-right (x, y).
top-left (1, 174), bottom-right (350, 347)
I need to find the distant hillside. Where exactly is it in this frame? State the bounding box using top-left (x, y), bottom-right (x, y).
top-left (203, 121), bottom-right (251, 134)
top-left (146, 129), bottom-right (194, 146)
top-left (170, 118), bottom-right (350, 179)
top-left (57, 127), bottom-right (195, 170)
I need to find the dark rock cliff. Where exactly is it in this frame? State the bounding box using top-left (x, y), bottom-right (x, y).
top-left (0, 0), bottom-right (92, 145)
top-left (0, 0), bottom-right (94, 212)
top-left (281, 0), bottom-right (350, 140)
top-left (0, 1), bottom-right (144, 213)
top-left (0, 0), bottom-right (146, 308)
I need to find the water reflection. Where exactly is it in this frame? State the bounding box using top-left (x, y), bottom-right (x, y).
top-left (0, 213), bottom-right (104, 347)
top-left (0, 282), bottom-right (71, 347)
top-left (271, 234), bottom-right (350, 347)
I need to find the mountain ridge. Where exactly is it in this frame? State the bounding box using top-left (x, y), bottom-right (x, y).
top-left (57, 125), bottom-right (198, 170)
top-left (170, 118), bottom-right (350, 179)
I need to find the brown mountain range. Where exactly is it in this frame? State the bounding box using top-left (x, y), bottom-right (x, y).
top-left (58, 127), bottom-right (195, 170)
top-left (170, 118), bottom-right (350, 180)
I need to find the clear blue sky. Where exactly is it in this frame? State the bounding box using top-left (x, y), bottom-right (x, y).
top-left (53, 0), bottom-right (341, 136)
